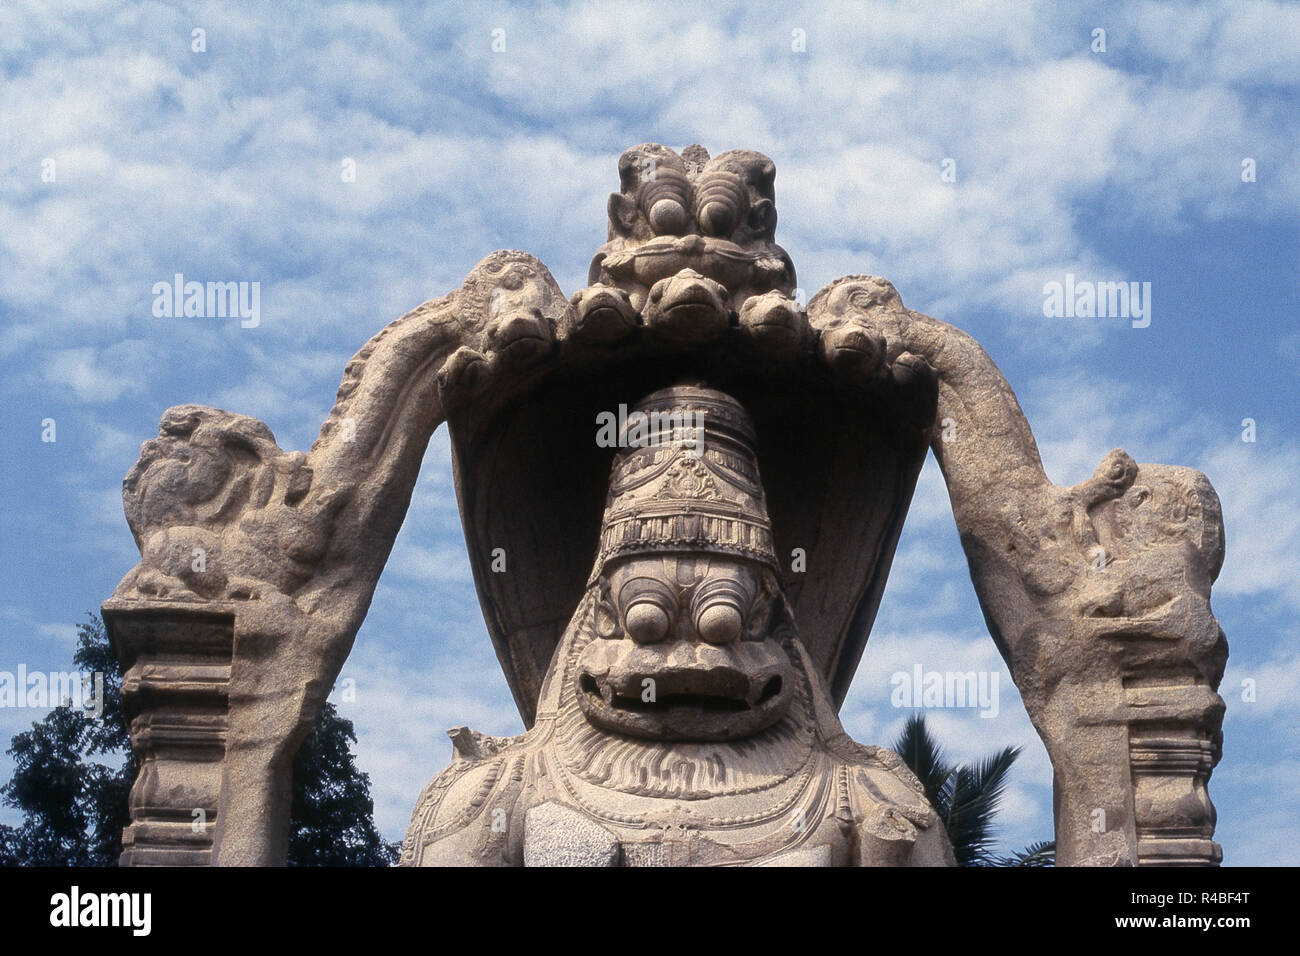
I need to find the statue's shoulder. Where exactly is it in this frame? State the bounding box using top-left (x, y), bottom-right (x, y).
top-left (398, 727), bottom-right (530, 867)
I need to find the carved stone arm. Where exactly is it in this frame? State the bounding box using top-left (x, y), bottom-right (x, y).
top-left (103, 252), bottom-right (568, 865)
top-left (809, 275), bottom-right (1229, 866)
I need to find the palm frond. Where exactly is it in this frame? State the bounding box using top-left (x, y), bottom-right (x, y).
top-left (994, 840), bottom-right (1055, 867)
top-left (944, 744), bottom-right (1021, 866)
top-left (892, 713), bottom-right (955, 816)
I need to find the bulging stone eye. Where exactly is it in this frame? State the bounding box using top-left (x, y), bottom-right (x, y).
top-left (695, 603), bottom-right (742, 644)
top-left (697, 199), bottom-right (734, 237)
top-left (690, 574), bottom-right (753, 645)
top-left (648, 198), bottom-right (688, 236)
top-left (694, 171), bottom-right (748, 237)
top-left (625, 602), bottom-right (671, 643)
top-left (618, 576), bottom-right (677, 643)
top-left (639, 168), bottom-right (692, 237)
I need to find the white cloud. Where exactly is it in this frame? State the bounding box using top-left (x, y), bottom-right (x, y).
top-left (41, 342), bottom-right (153, 404)
top-left (330, 633), bottom-right (521, 839)
top-left (386, 542), bottom-right (473, 586)
top-left (1200, 440), bottom-right (1300, 611)
top-left (34, 622), bottom-right (79, 646)
top-left (1223, 646), bottom-right (1300, 719)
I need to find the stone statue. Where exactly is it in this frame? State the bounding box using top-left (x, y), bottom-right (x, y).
top-left (103, 143), bottom-right (1227, 867)
top-left (401, 385), bottom-right (951, 866)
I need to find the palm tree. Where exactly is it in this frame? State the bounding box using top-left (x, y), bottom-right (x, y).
top-left (993, 840), bottom-right (1056, 867)
top-left (892, 712), bottom-right (1054, 867)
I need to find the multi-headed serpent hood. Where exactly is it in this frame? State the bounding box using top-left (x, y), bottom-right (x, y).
top-left (441, 144), bottom-right (938, 725)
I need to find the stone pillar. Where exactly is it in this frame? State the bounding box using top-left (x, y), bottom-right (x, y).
top-left (1125, 678), bottom-right (1224, 866)
top-left (102, 600), bottom-right (235, 866)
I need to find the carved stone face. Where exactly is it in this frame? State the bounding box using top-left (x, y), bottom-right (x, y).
top-left (589, 145), bottom-right (796, 314)
top-left (576, 553), bottom-right (796, 741)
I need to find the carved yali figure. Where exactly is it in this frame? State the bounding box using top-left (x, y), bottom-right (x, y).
top-left (105, 143), bottom-right (1226, 867)
top-left (401, 386), bottom-right (952, 867)
top-left (805, 276), bottom-right (1229, 866)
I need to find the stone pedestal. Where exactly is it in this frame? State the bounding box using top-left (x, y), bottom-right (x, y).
top-left (102, 601), bottom-right (235, 866)
top-left (1126, 680), bottom-right (1224, 866)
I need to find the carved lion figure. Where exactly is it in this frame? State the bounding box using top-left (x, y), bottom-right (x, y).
top-left (400, 386), bottom-right (954, 867)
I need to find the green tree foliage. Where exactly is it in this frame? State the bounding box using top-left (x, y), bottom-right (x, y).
top-left (1, 615), bottom-right (396, 866)
top-left (288, 701), bottom-right (398, 867)
top-left (0, 617), bottom-right (133, 866)
top-left (893, 712), bottom-right (1054, 867)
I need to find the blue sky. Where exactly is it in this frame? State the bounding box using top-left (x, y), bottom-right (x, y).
top-left (1, 0), bottom-right (1296, 863)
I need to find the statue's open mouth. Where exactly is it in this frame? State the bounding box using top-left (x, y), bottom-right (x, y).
top-left (581, 673), bottom-right (784, 713)
top-left (575, 641), bottom-right (795, 741)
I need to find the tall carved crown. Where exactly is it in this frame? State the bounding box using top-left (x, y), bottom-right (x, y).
top-left (592, 385), bottom-right (779, 581)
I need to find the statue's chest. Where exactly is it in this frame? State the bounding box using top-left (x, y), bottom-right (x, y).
top-left (521, 749), bottom-right (852, 866)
